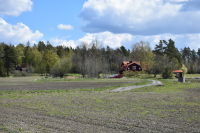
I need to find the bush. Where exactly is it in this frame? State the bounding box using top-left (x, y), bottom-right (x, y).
top-left (26, 65), bottom-right (35, 73)
top-left (13, 70), bottom-right (20, 77)
top-left (21, 71), bottom-right (26, 77)
top-left (123, 70), bottom-right (138, 77)
top-left (51, 58), bottom-right (72, 78)
top-left (180, 64), bottom-right (187, 77)
top-left (138, 70), bottom-right (146, 75)
top-left (162, 67), bottom-right (175, 79)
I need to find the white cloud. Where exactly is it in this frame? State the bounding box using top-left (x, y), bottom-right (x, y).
top-left (50, 31), bottom-right (200, 52)
top-left (0, 18), bottom-right (43, 45)
top-left (165, 0), bottom-right (189, 2)
top-left (50, 31), bottom-right (132, 49)
top-left (77, 31), bottom-right (132, 48)
top-left (79, 0), bottom-right (200, 35)
top-left (50, 38), bottom-right (77, 48)
top-left (0, 0), bottom-right (33, 16)
top-left (57, 24), bottom-right (74, 30)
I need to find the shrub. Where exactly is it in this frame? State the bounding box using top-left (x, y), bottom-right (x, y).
top-left (180, 64), bottom-right (187, 77)
top-left (138, 70), bottom-right (146, 75)
top-left (122, 70), bottom-right (138, 77)
top-left (26, 65), bottom-right (35, 73)
top-left (162, 67), bottom-right (175, 79)
top-left (21, 71), bottom-right (26, 77)
top-left (13, 70), bottom-right (20, 77)
top-left (51, 58), bottom-right (72, 78)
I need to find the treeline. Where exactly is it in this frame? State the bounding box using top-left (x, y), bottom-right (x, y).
top-left (0, 41), bottom-right (73, 77)
top-left (0, 39), bottom-right (200, 78)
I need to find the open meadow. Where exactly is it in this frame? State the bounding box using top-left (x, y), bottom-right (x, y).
top-left (0, 76), bottom-right (200, 133)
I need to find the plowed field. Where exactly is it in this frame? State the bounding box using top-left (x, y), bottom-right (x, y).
top-left (0, 77), bottom-right (200, 133)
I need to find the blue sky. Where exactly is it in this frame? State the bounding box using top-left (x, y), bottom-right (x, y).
top-left (0, 0), bottom-right (200, 51)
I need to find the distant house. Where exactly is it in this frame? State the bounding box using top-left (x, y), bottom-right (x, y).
top-left (15, 63), bottom-right (29, 72)
top-left (119, 61), bottom-right (148, 74)
top-left (15, 65), bottom-right (22, 71)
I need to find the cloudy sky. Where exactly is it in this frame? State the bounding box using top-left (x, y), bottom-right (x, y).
top-left (0, 0), bottom-right (200, 51)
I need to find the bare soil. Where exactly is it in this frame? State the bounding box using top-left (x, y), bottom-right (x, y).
top-left (0, 105), bottom-right (127, 133)
top-left (0, 77), bottom-right (200, 133)
top-left (0, 81), bottom-right (129, 91)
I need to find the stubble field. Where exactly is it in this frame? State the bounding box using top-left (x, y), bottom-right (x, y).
top-left (0, 76), bottom-right (200, 133)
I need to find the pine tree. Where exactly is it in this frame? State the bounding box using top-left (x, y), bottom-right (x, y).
top-left (0, 60), bottom-right (6, 77)
top-left (2, 44), bottom-right (16, 76)
top-left (152, 40), bottom-right (164, 56)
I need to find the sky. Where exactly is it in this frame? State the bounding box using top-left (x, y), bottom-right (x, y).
top-left (0, 0), bottom-right (200, 51)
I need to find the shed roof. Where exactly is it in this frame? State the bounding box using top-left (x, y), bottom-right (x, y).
top-left (173, 70), bottom-right (183, 73)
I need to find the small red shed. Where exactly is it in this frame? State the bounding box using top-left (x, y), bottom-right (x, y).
top-left (173, 70), bottom-right (185, 82)
top-left (173, 70), bottom-right (183, 78)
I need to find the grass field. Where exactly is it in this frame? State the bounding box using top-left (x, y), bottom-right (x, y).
top-left (0, 76), bottom-right (200, 132)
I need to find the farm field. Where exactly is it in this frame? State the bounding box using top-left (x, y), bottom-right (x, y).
top-left (0, 77), bottom-right (200, 132)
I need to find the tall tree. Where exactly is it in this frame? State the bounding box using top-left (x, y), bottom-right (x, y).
top-left (163, 39), bottom-right (181, 65)
top-left (131, 41), bottom-right (155, 72)
top-left (120, 45), bottom-right (128, 57)
top-left (37, 41), bottom-right (46, 52)
top-left (152, 40), bottom-right (164, 56)
top-left (77, 43), bottom-right (88, 78)
top-left (0, 60), bottom-right (6, 77)
top-left (15, 43), bottom-right (25, 66)
top-left (191, 49), bottom-right (197, 64)
top-left (2, 44), bottom-right (16, 76)
top-left (43, 49), bottom-right (59, 73)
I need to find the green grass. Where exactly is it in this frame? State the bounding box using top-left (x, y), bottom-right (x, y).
top-left (0, 79), bottom-right (150, 97)
top-left (185, 74), bottom-right (200, 78)
top-left (131, 78), bottom-right (200, 93)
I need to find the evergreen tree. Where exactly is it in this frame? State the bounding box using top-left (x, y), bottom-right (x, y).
top-left (2, 44), bottom-right (16, 76)
top-left (191, 49), bottom-right (197, 64)
top-left (37, 41), bottom-right (46, 52)
top-left (120, 45), bottom-right (128, 57)
top-left (46, 41), bottom-right (54, 51)
top-left (0, 60), bottom-right (6, 77)
top-left (163, 39), bottom-right (181, 65)
top-left (152, 40), bottom-right (164, 56)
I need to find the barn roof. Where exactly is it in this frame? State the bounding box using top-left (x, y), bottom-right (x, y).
top-left (122, 61), bottom-right (140, 65)
top-left (173, 70), bottom-right (183, 73)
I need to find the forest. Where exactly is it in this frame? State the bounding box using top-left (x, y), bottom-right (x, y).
top-left (0, 39), bottom-right (200, 78)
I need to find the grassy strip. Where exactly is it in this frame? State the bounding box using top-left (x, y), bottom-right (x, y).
top-left (36, 77), bottom-right (144, 83)
top-left (0, 79), bottom-right (149, 96)
top-left (131, 78), bottom-right (200, 93)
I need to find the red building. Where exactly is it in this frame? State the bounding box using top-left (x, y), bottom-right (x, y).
top-left (119, 61), bottom-right (148, 74)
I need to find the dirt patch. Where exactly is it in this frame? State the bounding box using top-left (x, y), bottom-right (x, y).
top-left (65, 76), bottom-right (78, 79)
top-left (0, 81), bottom-right (132, 91)
top-left (0, 105), bottom-right (127, 133)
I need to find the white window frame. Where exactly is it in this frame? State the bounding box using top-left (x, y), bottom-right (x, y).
top-left (132, 66), bottom-right (136, 70)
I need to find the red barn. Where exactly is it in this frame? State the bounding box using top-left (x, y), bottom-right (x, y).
top-left (119, 61), bottom-right (148, 74)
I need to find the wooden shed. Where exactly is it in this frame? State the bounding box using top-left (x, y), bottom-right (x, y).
top-left (173, 70), bottom-right (185, 82)
top-left (173, 70), bottom-right (183, 78)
